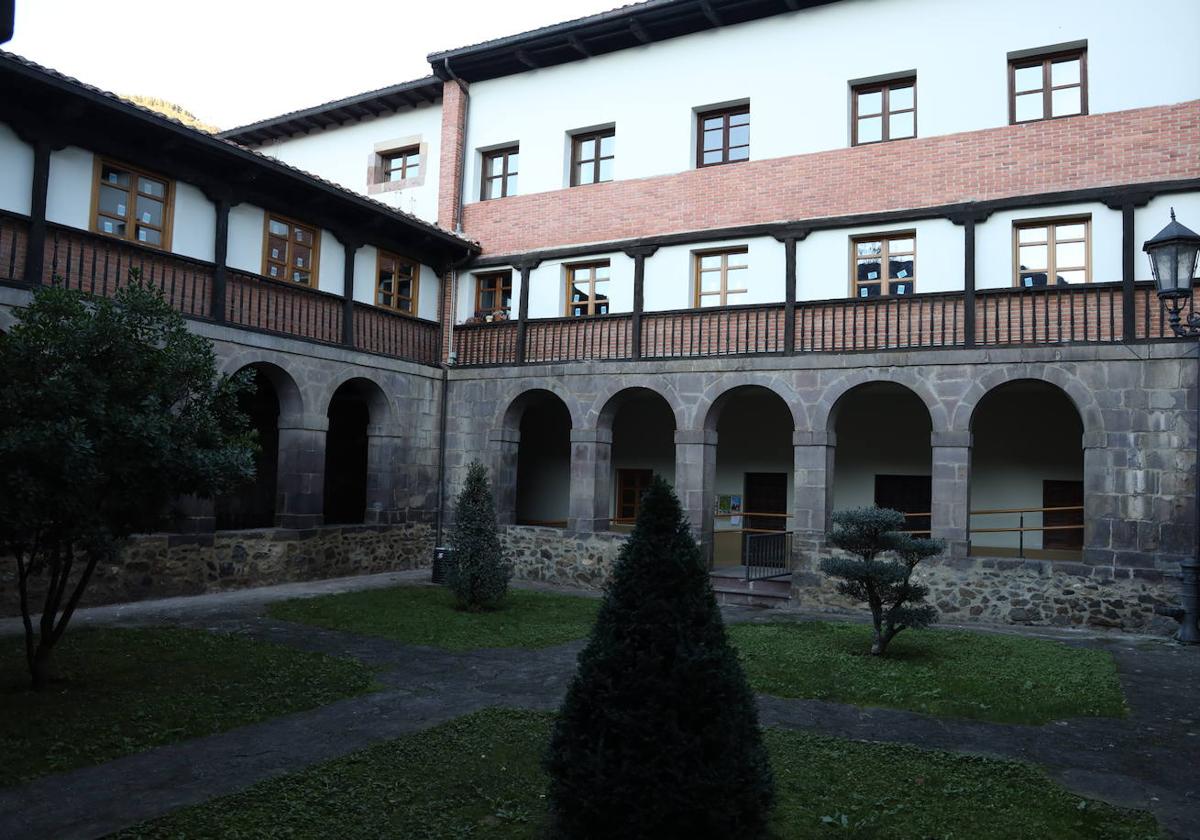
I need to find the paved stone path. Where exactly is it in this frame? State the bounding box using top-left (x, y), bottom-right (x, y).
top-left (1, 572), bottom-right (1197, 839)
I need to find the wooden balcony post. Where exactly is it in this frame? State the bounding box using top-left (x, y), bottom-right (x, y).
top-left (23, 138), bottom-right (51, 286)
top-left (336, 234), bottom-right (363, 349)
top-left (512, 258), bottom-right (541, 365)
top-left (950, 210), bottom-right (988, 348)
top-left (773, 226), bottom-right (808, 355)
top-left (623, 244), bottom-right (658, 361)
top-left (1104, 194), bottom-right (1150, 340)
top-left (210, 197), bottom-right (229, 323)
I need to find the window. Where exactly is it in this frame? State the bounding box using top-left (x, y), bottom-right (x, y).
top-left (262, 215), bottom-right (319, 286)
top-left (571, 128), bottom-right (615, 186)
top-left (480, 146), bottom-right (519, 200)
top-left (852, 233), bottom-right (915, 297)
top-left (566, 261), bottom-right (611, 316)
top-left (694, 247), bottom-right (748, 307)
top-left (615, 469), bottom-right (652, 523)
top-left (376, 251), bottom-right (419, 314)
top-left (383, 146), bottom-right (420, 182)
top-left (1009, 48), bottom-right (1086, 124)
top-left (475, 270), bottom-right (513, 316)
top-left (696, 105), bottom-right (749, 167)
top-left (1013, 217), bottom-right (1090, 286)
top-left (851, 77), bottom-right (916, 145)
top-left (91, 159), bottom-right (172, 249)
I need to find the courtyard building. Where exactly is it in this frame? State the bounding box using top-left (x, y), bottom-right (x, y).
top-left (2, 0), bottom-right (1199, 632)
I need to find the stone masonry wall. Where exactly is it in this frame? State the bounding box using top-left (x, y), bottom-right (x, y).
top-left (0, 523), bottom-right (434, 617)
top-left (500, 525), bottom-right (626, 589)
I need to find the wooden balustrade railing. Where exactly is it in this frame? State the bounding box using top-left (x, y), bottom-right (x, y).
top-left (525, 313), bottom-right (632, 363)
top-left (455, 319), bottom-right (519, 366)
top-left (796, 293), bottom-right (964, 352)
top-left (353, 303), bottom-right (440, 365)
top-left (0, 213), bottom-right (28, 284)
top-left (225, 269), bottom-right (342, 345)
top-left (641, 303), bottom-right (787, 359)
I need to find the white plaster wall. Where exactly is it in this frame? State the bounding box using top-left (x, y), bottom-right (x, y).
top-left (797, 220), bottom-right (963, 301)
top-left (645, 237), bottom-right (784, 312)
top-left (317, 230), bottom-right (343, 296)
top-left (0, 122), bottom-right (33, 215)
top-left (353, 245), bottom-right (378, 304)
top-left (1137, 193), bottom-right (1200, 283)
top-left (976, 202), bottom-right (1122, 289)
top-left (418, 263), bottom-right (440, 321)
top-left (256, 103), bottom-right (443, 223)
top-left (172, 182), bottom-right (215, 262)
top-left (462, 0), bottom-right (1200, 203)
top-left (525, 251), bottom-right (631, 318)
top-left (45, 146), bottom-right (92, 229)
top-left (226, 204), bottom-right (266, 274)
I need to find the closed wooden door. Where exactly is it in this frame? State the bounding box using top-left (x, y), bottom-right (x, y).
top-left (1043, 479), bottom-right (1084, 550)
top-left (874, 474), bottom-right (932, 535)
top-left (744, 472), bottom-right (787, 532)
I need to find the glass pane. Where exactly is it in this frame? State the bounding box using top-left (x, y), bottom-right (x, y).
top-left (703, 150), bottom-right (723, 165)
top-left (379, 271), bottom-right (394, 293)
top-left (397, 262), bottom-right (415, 280)
top-left (889, 256), bottom-right (914, 279)
top-left (500, 289), bottom-right (513, 309)
top-left (135, 197), bottom-right (163, 227)
top-left (699, 295), bottom-right (722, 308)
top-left (379, 292), bottom-right (393, 307)
top-left (268, 219), bottom-right (289, 237)
top-left (857, 116), bottom-right (882, 143)
top-left (703, 128), bottom-right (724, 151)
top-left (1014, 64), bottom-right (1043, 93)
top-left (1051, 86), bottom-right (1081, 117)
top-left (267, 265), bottom-right (282, 278)
top-left (577, 138), bottom-right (595, 161)
top-left (890, 238), bottom-right (914, 253)
top-left (488, 155), bottom-right (504, 176)
top-left (889, 280), bottom-right (913, 295)
top-left (575, 163), bottom-right (594, 185)
top-left (292, 271), bottom-right (310, 285)
top-left (397, 279), bottom-right (412, 297)
top-left (856, 240), bottom-right (882, 258)
top-left (294, 245), bottom-right (311, 269)
top-left (98, 216), bottom-right (126, 237)
top-left (729, 111), bottom-right (749, 126)
top-left (268, 236), bottom-right (287, 261)
top-left (889, 85), bottom-right (914, 111)
top-left (597, 158), bottom-right (613, 182)
top-left (138, 177), bottom-right (166, 198)
top-left (1051, 58), bottom-right (1080, 86)
top-left (597, 301), bottom-right (608, 315)
top-left (1020, 271), bottom-right (1047, 287)
top-left (387, 167), bottom-right (404, 182)
top-left (1056, 241), bottom-right (1086, 267)
top-left (857, 90), bottom-right (883, 115)
top-left (595, 265), bottom-right (610, 280)
top-left (98, 185), bottom-right (128, 217)
top-left (703, 116), bottom-right (724, 131)
top-left (1019, 244), bottom-right (1048, 270)
top-left (728, 146), bottom-right (749, 161)
top-left (1018, 226), bottom-right (1047, 244)
top-left (700, 272), bottom-right (722, 292)
top-left (479, 290), bottom-right (496, 311)
top-left (857, 258), bottom-right (882, 282)
top-left (599, 134), bottom-right (615, 157)
top-left (889, 112), bottom-right (915, 139)
top-left (505, 173), bottom-right (518, 195)
top-left (1056, 223), bottom-right (1086, 240)
top-left (102, 166), bottom-right (131, 186)
top-left (1057, 269), bottom-right (1087, 285)
top-left (484, 178), bottom-right (500, 200)
top-left (700, 254), bottom-right (722, 270)
top-left (857, 283), bottom-right (881, 297)
top-left (406, 161), bottom-right (420, 178)
top-left (1015, 92), bottom-right (1043, 122)
top-left (728, 124), bottom-right (749, 147)
top-left (294, 227), bottom-right (313, 246)
top-left (507, 152), bottom-right (518, 172)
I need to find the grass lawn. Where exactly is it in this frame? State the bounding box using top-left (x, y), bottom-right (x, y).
top-left (729, 620), bottom-right (1125, 725)
top-left (116, 708), bottom-right (1160, 840)
top-left (0, 626), bottom-right (378, 787)
top-left (267, 585), bottom-right (601, 650)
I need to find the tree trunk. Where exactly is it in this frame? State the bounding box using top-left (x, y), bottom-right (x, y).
top-left (29, 642), bottom-right (54, 691)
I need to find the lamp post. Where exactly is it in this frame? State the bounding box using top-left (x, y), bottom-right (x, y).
top-left (1146, 208), bottom-right (1200, 644)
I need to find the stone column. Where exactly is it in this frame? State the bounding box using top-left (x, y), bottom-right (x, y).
top-left (568, 428), bottom-right (612, 533)
top-left (276, 412), bottom-right (328, 530)
top-left (489, 427), bottom-right (520, 526)
top-left (792, 430), bottom-right (836, 555)
top-left (674, 429), bottom-right (717, 555)
top-left (1081, 429), bottom-right (1115, 564)
top-left (931, 430), bottom-right (972, 557)
top-left (363, 424), bottom-right (402, 524)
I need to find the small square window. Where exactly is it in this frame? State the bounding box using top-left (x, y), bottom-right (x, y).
top-left (383, 147), bottom-right (421, 182)
top-left (695, 105), bottom-right (749, 168)
top-left (571, 128), bottom-right (615, 186)
top-left (1009, 48), bottom-right (1086, 124)
top-left (851, 77), bottom-right (916, 146)
top-left (481, 146), bottom-right (519, 200)
top-left (850, 233), bottom-right (916, 297)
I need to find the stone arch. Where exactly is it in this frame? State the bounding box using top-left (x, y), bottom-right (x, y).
top-left (594, 385), bottom-right (684, 434)
top-left (493, 388), bottom-right (575, 527)
top-left (498, 383), bottom-right (583, 433)
top-left (323, 377), bottom-right (394, 525)
top-left (813, 369), bottom-right (947, 435)
top-left (320, 375), bottom-right (394, 430)
top-left (955, 366), bottom-right (1102, 436)
top-left (700, 380), bottom-right (802, 433)
top-left (220, 356), bottom-right (304, 420)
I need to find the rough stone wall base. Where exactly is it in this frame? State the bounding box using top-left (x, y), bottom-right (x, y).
top-left (0, 523), bottom-right (434, 617)
top-left (500, 525), bottom-right (626, 589)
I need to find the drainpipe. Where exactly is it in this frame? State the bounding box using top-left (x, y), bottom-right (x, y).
top-left (434, 253), bottom-right (477, 548)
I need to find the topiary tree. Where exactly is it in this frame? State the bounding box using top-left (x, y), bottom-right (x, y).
top-left (819, 506), bottom-right (944, 656)
top-left (447, 460), bottom-right (510, 611)
top-left (0, 276), bottom-right (255, 690)
top-left (545, 476), bottom-right (774, 839)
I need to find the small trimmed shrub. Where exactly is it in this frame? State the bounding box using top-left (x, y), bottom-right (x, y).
top-left (820, 507), bottom-right (943, 656)
top-left (545, 476), bottom-right (774, 839)
top-left (447, 461), bottom-right (510, 611)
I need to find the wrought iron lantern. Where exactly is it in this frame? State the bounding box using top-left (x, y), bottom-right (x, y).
top-left (1146, 208), bottom-right (1200, 336)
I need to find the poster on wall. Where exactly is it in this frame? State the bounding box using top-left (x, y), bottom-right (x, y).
top-left (729, 494), bottom-right (743, 527)
top-left (717, 495), bottom-right (732, 515)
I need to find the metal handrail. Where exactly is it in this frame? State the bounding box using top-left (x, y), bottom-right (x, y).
top-left (969, 504), bottom-right (1083, 558)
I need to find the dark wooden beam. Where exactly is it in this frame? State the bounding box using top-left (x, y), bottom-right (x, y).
top-left (622, 245), bottom-right (658, 360)
top-left (211, 198), bottom-right (230, 322)
top-left (699, 0), bottom-right (723, 26)
top-left (23, 138), bottom-right (51, 285)
top-left (566, 34), bottom-right (593, 57)
top-left (515, 48), bottom-right (539, 69)
top-left (629, 18), bottom-right (650, 43)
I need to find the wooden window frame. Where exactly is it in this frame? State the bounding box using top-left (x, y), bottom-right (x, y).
top-left (849, 231), bottom-right (917, 298)
top-left (693, 247), bottom-right (749, 307)
top-left (480, 145), bottom-right (519, 201)
top-left (1008, 48), bottom-right (1087, 125)
top-left (565, 261), bottom-right (612, 317)
top-left (375, 249), bottom-right (420, 315)
top-left (695, 105), bottom-right (750, 168)
top-left (615, 468), bottom-right (653, 524)
top-left (382, 146), bottom-right (421, 182)
top-left (1011, 216), bottom-right (1091, 287)
top-left (89, 157), bottom-right (174, 250)
top-left (474, 270), bottom-right (513, 316)
top-left (570, 128), bottom-right (615, 187)
top-left (261, 214), bottom-right (320, 287)
top-left (850, 77), bottom-right (917, 146)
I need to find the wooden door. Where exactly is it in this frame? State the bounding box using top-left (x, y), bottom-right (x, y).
top-left (615, 468), bottom-right (652, 524)
top-left (1043, 479), bottom-right (1084, 550)
top-left (874, 474), bottom-right (932, 535)
top-left (744, 472), bottom-right (787, 532)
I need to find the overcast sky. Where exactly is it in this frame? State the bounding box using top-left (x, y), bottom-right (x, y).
top-left (6, 0), bottom-right (618, 130)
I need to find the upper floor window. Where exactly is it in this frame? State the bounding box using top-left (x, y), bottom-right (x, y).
top-left (852, 233), bottom-right (915, 297)
top-left (383, 146), bottom-right (420, 182)
top-left (92, 159), bottom-right (172, 249)
top-left (1014, 217), bottom-right (1090, 286)
top-left (377, 250), bottom-right (418, 315)
top-left (566, 261), bottom-right (611, 316)
top-left (571, 128), bottom-right (615, 186)
top-left (1009, 47), bottom-right (1086, 124)
top-left (481, 145), bottom-right (519, 200)
top-left (694, 247), bottom-right (748, 307)
top-left (851, 77), bottom-right (916, 146)
top-left (263, 215), bottom-right (318, 286)
top-left (696, 105), bottom-right (749, 168)
top-left (475, 270), bottom-right (513, 316)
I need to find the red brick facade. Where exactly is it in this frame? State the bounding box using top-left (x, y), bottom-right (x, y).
top-left (437, 79), bottom-right (469, 231)
top-left (458, 100), bottom-right (1200, 256)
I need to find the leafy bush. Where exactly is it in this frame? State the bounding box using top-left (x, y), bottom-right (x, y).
top-left (820, 507), bottom-right (944, 656)
top-left (447, 460), bottom-right (510, 611)
top-left (545, 476), bottom-right (774, 839)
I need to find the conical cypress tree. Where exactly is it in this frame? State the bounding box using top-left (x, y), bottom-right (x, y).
top-left (545, 476), bottom-right (774, 839)
top-left (448, 460), bottom-right (510, 611)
